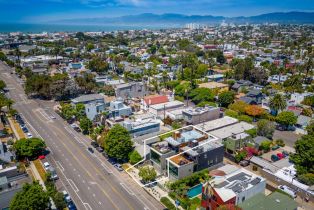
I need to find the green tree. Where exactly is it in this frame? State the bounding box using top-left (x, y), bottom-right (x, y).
top-left (257, 119), bottom-right (275, 139)
top-left (13, 138), bottom-right (46, 160)
top-left (290, 135), bottom-right (314, 176)
top-left (228, 101), bottom-right (249, 114)
top-left (10, 182), bottom-right (49, 210)
top-left (189, 88), bottom-right (214, 105)
top-left (138, 166), bottom-right (157, 183)
top-left (53, 192), bottom-right (67, 210)
top-left (235, 150), bottom-right (247, 163)
top-left (0, 79), bottom-right (6, 90)
top-left (129, 150), bottom-right (142, 165)
top-left (86, 43), bottom-right (94, 51)
top-left (269, 94), bottom-right (287, 115)
top-left (259, 140), bottom-right (272, 151)
top-left (306, 121), bottom-right (314, 136)
top-left (218, 91), bottom-right (235, 107)
top-left (103, 124), bottom-right (133, 161)
top-left (60, 103), bottom-right (76, 121)
top-left (79, 117), bottom-right (93, 134)
top-left (88, 57), bottom-right (109, 73)
top-left (75, 103), bottom-right (85, 119)
top-left (276, 111), bottom-right (297, 128)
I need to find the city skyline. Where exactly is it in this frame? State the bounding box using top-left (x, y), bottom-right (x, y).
top-left (0, 0), bottom-right (314, 23)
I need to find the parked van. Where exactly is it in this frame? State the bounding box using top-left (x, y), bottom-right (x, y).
top-left (278, 185), bottom-right (297, 198)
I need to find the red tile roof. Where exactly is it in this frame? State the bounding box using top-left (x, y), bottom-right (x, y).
top-left (144, 95), bottom-right (169, 105)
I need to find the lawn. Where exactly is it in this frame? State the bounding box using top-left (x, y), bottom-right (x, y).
top-left (33, 159), bottom-right (47, 181)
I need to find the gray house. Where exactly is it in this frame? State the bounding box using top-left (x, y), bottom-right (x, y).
top-left (115, 82), bottom-right (147, 99)
top-left (109, 99), bottom-right (132, 118)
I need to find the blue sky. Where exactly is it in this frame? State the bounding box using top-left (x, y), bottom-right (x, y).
top-left (0, 0), bottom-right (313, 23)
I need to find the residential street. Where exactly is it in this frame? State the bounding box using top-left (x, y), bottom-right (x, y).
top-left (0, 61), bottom-right (164, 210)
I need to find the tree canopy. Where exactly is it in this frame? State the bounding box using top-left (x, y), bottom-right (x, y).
top-left (10, 182), bottom-right (49, 210)
top-left (269, 94), bottom-right (287, 115)
top-left (276, 111), bottom-right (297, 127)
top-left (257, 119), bottom-right (275, 139)
top-left (13, 138), bottom-right (46, 160)
top-left (218, 91), bottom-right (235, 107)
top-left (103, 124), bottom-right (133, 161)
top-left (138, 166), bottom-right (157, 183)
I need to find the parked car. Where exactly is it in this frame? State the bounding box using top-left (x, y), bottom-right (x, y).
top-left (102, 152), bottom-right (108, 159)
top-left (114, 164), bottom-right (123, 172)
top-left (26, 133), bottom-right (33, 138)
top-left (67, 201), bottom-right (77, 210)
top-left (62, 190), bottom-right (71, 203)
top-left (48, 167), bottom-right (58, 180)
top-left (96, 147), bottom-right (104, 153)
top-left (91, 141), bottom-right (99, 148)
top-left (87, 147), bottom-right (94, 153)
top-left (43, 162), bottom-right (50, 171)
top-left (38, 155), bottom-right (45, 160)
top-left (22, 127), bottom-right (28, 133)
top-left (278, 185), bottom-right (297, 198)
top-left (239, 160), bottom-right (250, 167)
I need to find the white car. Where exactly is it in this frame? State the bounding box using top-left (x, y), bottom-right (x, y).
top-left (62, 191), bottom-right (71, 203)
top-left (278, 185), bottom-right (297, 198)
top-left (43, 162), bottom-right (50, 171)
top-left (26, 133), bottom-right (33, 138)
top-left (50, 115), bottom-right (56, 119)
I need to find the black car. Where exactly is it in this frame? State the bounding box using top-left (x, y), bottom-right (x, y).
top-left (87, 147), bottom-right (94, 153)
top-left (96, 147), bottom-right (104, 153)
top-left (91, 141), bottom-right (99, 148)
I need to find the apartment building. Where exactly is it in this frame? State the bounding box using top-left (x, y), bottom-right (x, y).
top-left (182, 106), bottom-right (220, 125)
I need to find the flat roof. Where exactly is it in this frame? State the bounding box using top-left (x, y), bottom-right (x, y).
top-left (149, 100), bottom-right (184, 111)
top-left (195, 116), bottom-right (239, 132)
top-left (199, 81), bottom-right (228, 89)
top-left (210, 122), bottom-right (255, 139)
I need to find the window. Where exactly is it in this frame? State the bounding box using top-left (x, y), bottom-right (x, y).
top-left (242, 197), bottom-right (245, 202)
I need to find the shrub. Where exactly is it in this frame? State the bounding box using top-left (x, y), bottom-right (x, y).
top-left (129, 150), bottom-right (142, 165)
top-left (275, 139), bottom-right (285, 147)
top-left (238, 115), bottom-right (253, 123)
top-left (298, 173), bottom-right (314, 185)
top-left (160, 197), bottom-right (176, 210)
top-left (224, 109), bottom-right (238, 118)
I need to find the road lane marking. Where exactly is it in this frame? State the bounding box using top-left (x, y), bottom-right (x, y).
top-left (101, 163), bottom-right (113, 174)
top-left (83, 203), bottom-right (92, 210)
top-left (120, 183), bottom-right (135, 196)
top-left (56, 161), bottom-right (64, 171)
top-left (68, 179), bottom-right (79, 192)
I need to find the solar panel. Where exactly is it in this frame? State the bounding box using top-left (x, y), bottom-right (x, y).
top-left (250, 177), bottom-right (261, 185)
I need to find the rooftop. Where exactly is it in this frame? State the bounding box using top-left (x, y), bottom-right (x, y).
top-left (144, 95), bottom-right (169, 105)
top-left (199, 81), bottom-right (228, 89)
top-left (210, 121), bottom-right (255, 139)
top-left (195, 116), bottom-right (238, 132)
top-left (182, 106), bottom-right (219, 116)
top-left (149, 100), bottom-right (184, 111)
top-left (72, 94), bottom-right (104, 104)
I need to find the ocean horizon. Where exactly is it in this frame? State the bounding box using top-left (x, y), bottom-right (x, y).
top-left (0, 23), bottom-right (174, 33)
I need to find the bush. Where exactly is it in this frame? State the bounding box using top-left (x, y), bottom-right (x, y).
top-left (160, 197), bottom-right (176, 210)
top-left (245, 128), bottom-right (257, 138)
top-left (275, 139), bottom-right (285, 147)
top-left (224, 109), bottom-right (238, 118)
top-left (238, 115), bottom-right (253, 123)
top-left (298, 173), bottom-right (314, 185)
top-left (129, 150), bottom-right (142, 165)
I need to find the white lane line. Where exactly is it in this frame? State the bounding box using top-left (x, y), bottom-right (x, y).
top-left (83, 203), bottom-right (92, 210)
top-left (68, 179), bottom-right (79, 192)
top-left (56, 161), bottom-right (64, 171)
top-left (120, 183), bottom-right (135, 196)
top-left (101, 163), bottom-right (113, 174)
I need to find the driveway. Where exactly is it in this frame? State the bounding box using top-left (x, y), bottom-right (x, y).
top-left (273, 130), bottom-right (302, 148)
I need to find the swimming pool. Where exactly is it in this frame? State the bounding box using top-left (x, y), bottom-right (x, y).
top-left (187, 184), bottom-right (203, 198)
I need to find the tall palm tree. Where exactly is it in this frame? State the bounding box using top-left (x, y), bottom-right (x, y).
top-left (14, 48), bottom-right (21, 64)
top-left (269, 94), bottom-right (287, 115)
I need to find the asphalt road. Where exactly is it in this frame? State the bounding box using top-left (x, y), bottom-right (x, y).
top-left (0, 62), bottom-right (164, 210)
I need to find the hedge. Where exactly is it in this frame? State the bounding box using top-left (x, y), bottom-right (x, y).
top-left (160, 197), bottom-right (176, 210)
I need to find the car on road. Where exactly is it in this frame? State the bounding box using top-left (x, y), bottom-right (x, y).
top-left (114, 163), bottom-right (123, 172)
top-left (62, 190), bottom-right (71, 203)
top-left (26, 132), bottom-right (33, 138)
top-left (50, 115), bottom-right (56, 119)
top-left (48, 166), bottom-right (58, 180)
top-left (43, 162), bottom-right (50, 171)
top-left (22, 126), bottom-right (28, 133)
top-left (96, 147), bottom-right (104, 153)
top-left (38, 155), bottom-right (45, 160)
top-left (67, 201), bottom-right (77, 210)
top-left (91, 141), bottom-right (99, 148)
top-left (239, 160), bottom-right (250, 167)
top-left (87, 147), bottom-right (94, 153)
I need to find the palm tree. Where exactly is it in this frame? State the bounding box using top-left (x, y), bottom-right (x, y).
top-left (161, 71), bottom-right (169, 88)
top-left (14, 48), bottom-right (21, 64)
top-left (269, 94), bottom-right (287, 115)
